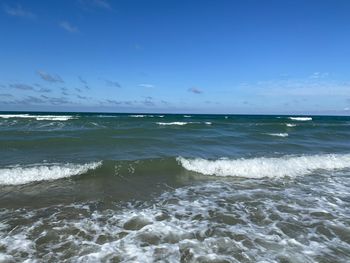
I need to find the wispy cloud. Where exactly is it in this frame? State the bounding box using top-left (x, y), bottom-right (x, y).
top-left (134, 44), bottom-right (143, 50)
top-left (138, 84), bottom-right (154, 88)
top-left (60, 21), bottom-right (79, 33)
top-left (142, 96), bottom-right (155, 106)
top-left (1, 95), bottom-right (75, 106)
top-left (37, 87), bottom-right (52, 93)
top-left (91, 0), bottom-right (111, 9)
top-left (77, 95), bottom-right (88, 100)
top-left (78, 76), bottom-right (90, 89)
top-left (9, 83), bottom-right (35, 90)
top-left (37, 70), bottom-right (64, 83)
top-left (80, 0), bottom-right (112, 10)
top-left (188, 87), bottom-right (203, 94)
top-left (48, 97), bottom-right (70, 105)
top-left (59, 87), bottom-right (69, 96)
top-left (245, 77), bottom-right (350, 97)
top-left (0, 93), bottom-right (13, 98)
top-left (105, 80), bottom-right (121, 88)
top-left (309, 72), bottom-right (329, 79)
top-left (4, 4), bottom-right (35, 19)
top-left (106, 99), bottom-right (122, 105)
top-left (104, 99), bottom-right (134, 106)
top-left (11, 96), bottom-right (46, 105)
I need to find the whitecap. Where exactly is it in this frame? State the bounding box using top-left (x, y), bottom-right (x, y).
top-left (177, 154), bottom-right (350, 178)
top-left (0, 161), bottom-right (102, 185)
top-left (157, 122), bottom-right (189, 126)
top-left (288, 117), bottom-right (312, 121)
top-left (286, 123), bottom-right (297, 127)
top-left (0, 114), bottom-right (75, 121)
top-left (267, 133), bottom-right (288, 137)
top-left (35, 116), bottom-right (74, 121)
top-left (129, 115), bottom-right (147, 118)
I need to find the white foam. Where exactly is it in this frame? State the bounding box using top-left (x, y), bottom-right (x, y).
top-left (0, 174), bottom-right (349, 262)
top-left (183, 115), bottom-right (191, 118)
top-left (157, 122), bottom-right (190, 126)
top-left (129, 115), bottom-right (147, 118)
top-left (288, 117), bottom-right (312, 121)
top-left (204, 122), bottom-right (212, 125)
top-left (0, 114), bottom-right (75, 121)
top-left (286, 123), bottom-right (297, 127)
top-left (267, 133), bottom-right (289, 137)
top-left (0, 161), bottom-right (102, 185)
top-left (129, 114), bottom-right (155, 118)
top-left (35, 116), bottom-right (74, 121)
top-left (177, 154), bottom-right (350, 178)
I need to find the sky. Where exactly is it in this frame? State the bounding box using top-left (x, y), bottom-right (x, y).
top-left (0, 0), bottom-right (350, 114)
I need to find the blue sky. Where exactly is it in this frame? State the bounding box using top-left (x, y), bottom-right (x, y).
top-left (0, 0), bottom-right (350, 114)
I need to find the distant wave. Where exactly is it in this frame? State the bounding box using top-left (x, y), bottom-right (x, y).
top-left (157, 122), bottom-right (190, 126)
top-left (177, 154), bottom-right (350, 178)
top-left (267, 133), bottom-right (288, 137)
top-left (0, 161), bottom-right (102, 185)
top-left (157, 121), bottom-right (211, 126)
top-left (288, 117), bottom-right (312, 121)
top-left (0, 114), bottom-right (75, 121)
top-left (129, 115), bottom-right (149, 118)
top-left (183, 115), bottom-right (191, 118)
top-left (286, 123), bottom-right (297, 127)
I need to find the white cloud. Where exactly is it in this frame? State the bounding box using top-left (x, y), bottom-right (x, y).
top-left (60, 21), bottom-right (79, 33)
top-left (309, 72), bottom-right (329, 79)
top-left (138, 84), bottom-right (154, 88)
top-left (4, 4), bottom-right (35, 18)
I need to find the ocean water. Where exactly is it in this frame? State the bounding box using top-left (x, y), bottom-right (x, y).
top-left (0, 112), bottom-right (349, 262)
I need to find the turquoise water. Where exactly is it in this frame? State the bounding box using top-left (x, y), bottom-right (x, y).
top-left (0, 112), bottom-right (349, 262)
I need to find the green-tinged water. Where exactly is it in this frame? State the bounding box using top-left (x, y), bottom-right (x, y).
top-left (0, 112), bottom-right (349, 262)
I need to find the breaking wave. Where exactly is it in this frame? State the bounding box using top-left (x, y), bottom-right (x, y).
top-left (157, 122), bottom-right (191, 126)
top-left (157, 122), bottom-right (211, 126)
top-left (0, 114), bottom-right (75, 121)
top-left (267, 133), bottom-right (289, 137)
top-left (129, 115), bottom-right (149, 118)
top-left (177, 154), bottom-right (350, 178)
top-left (0, 162), bottom-right (102, 185)
top-left (288, 117), bottom-right (312, 121)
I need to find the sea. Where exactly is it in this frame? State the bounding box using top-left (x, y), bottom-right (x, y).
top-left (0, 112), bottom-right (349, 262)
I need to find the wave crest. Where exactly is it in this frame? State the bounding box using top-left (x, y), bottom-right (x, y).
top-left (0, 114), bottom-right (75, 121)
top-left (288, 117), bottom-right (312, 121)
top-left (267, 133), bottom-right (288, 137)
top-left (177, 154), bottom-right (350, 178)
top-left (157, 122), bottom-right (190, 126)
top-left (0, 162), bottom-right (102, 185)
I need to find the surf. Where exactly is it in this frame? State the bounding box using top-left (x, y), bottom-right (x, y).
top-left (177, 154), bottom-right (350, 178)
